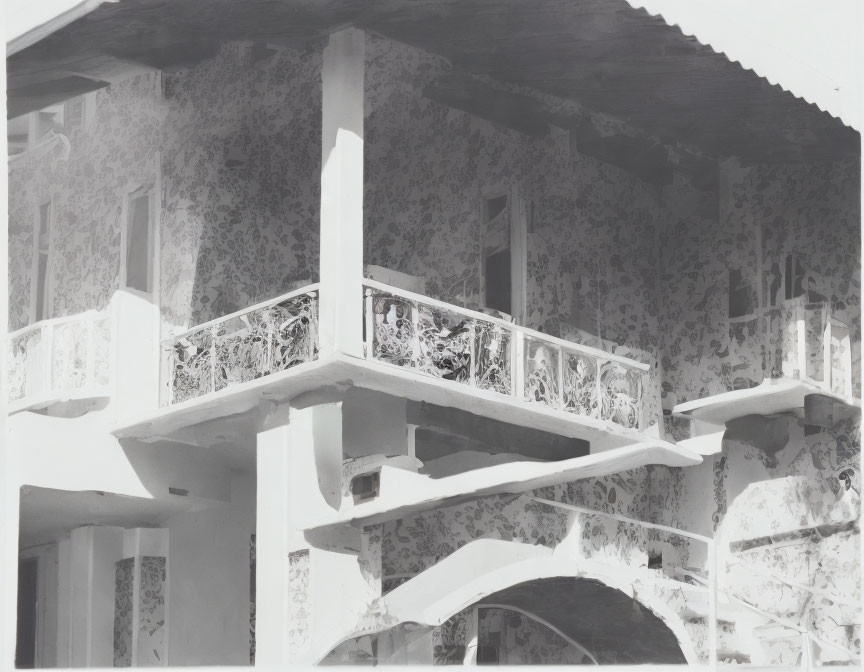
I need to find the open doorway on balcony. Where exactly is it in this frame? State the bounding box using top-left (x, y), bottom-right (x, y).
top-left (480, 189), bottom-right (527, 326)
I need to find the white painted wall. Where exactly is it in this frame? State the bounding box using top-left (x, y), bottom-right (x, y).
top-left (164, 471), bottom-right (255, 666)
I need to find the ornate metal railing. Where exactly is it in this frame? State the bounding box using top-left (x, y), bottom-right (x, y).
top-left (7, 309), bottom-right (114, 411)
top-left (161, 285), bottom-right (319, 406)
top-left (729, 297), bottom-right (853, 398)
top-left (363, 280), bottom-right (650, 430)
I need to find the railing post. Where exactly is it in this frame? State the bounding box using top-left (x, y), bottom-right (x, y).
top-left (708, 538), bottom-right (718, 670)
top-left (638, 369), bottom-right (647, 431)
top-left (595, 357), bottom-right (604, 421)
top-left (468, 322), bottom-right (477, 386)
top-left (556, 345), bottom-right (565, 410)
top-left (512, 330), bottom-right (525, 400)
top-left (410, 299), bottom-right (421, 370)
top-left (364, 288), bottom-right (374, 360)
top-left (43, 322), bottom-right (52, 396)
top-left (86, 314), bottom-right (96, 388)
top-left (210, 325), bottom-right (217, 395)
top-left (308, 292), bottom-right (318, 363)
top-left (160, 341), bottom-right (172, 407)
top-left (796, 301), bottom-right (807, 382)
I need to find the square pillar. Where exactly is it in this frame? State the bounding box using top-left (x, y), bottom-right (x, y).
top-left (68, 525), bottom-right (123, 667)
top-left (318, 27), bottom-right (365, 359)
top-left (113, 528), bottom-right (168, 667)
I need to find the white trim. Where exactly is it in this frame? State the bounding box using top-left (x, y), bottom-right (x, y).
top-left (364, 278), bottom-right (649, 370)
top-left (531, 497), bottom-right (715, 544)
top-left (8, 133), bottom-right (71, 168)
top-left (119, 182), bottom-right (156, 296)
top-left (29, 198), bottom-right (54, 325)
top-left (7, 0), bottom-right (117, 56)
top-left (509, 186), bottom-right (529, 326)
top-left (166, 283), bottom-right (321, 343)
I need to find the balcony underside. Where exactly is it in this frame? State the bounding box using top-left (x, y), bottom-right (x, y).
top-left (9, 387), bottom-right (111, 416)
top-left (302, 439), bottom-right (699, 532)
top-left (672, 377), bottom-right (860, 427)
top-left (113, 352), bottom-right (666, 452)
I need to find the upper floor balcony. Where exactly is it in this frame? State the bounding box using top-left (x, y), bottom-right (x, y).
top-left (673, 296), bottom-right (860, 439)
top-left (6, 291), bottom-right (159, 418)
top-left (7, 308), bottom-right (113, 415)
top-left (155, 279), bottom-right (652, 441)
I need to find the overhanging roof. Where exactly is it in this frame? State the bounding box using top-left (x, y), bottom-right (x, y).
top-left (628, 0), bottom-right (862, 132)
top-left (6, 0), bottom-right (860, 164)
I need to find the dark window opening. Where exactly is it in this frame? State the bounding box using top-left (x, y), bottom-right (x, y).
top-left (483, 194), bottom-right (511, 316)
top-left (34, 202), bottom-right (51, 322)
top-left (728, 268), bottom-right (756, 319)
top-left (484, 249), bottom-right (511, 314)
top-left (351, 472), bottom-right (380, 502)
top-left (16, 558), bottom-right (38, 669)
top-left (125, 191), bottom-right (153, 293)
top-left (785, 255), bottom-right (806, 300)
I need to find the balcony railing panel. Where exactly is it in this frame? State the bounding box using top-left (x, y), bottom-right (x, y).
top-left (7, 309), bottom-right (113, 409)
top-left (364, 280), bottom-right (650, 431)
top-left (735, 297), bottom-right (853, 399)
top-left (162, 286), bottom-right (319, 406)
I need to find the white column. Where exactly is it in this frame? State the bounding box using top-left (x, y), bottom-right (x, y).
top-left (68, 525), bottom-right (123, 667)
top-left (111, 290), bottom-right (160, 417)
top-left (56, 538), bottom-right (72, 667)
top-left (1, 486), bottom-right (18, 671)
top-left (255, 404), bottom-right (293, 668)
top-left (318, 27), bottom-right (366, 359)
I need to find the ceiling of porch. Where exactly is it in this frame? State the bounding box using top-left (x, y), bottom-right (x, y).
top-left (8, 0), bottom-right (859, 165)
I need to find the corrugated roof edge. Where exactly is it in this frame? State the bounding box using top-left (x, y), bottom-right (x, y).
top-left (625, 0), bottom-right (861, 132)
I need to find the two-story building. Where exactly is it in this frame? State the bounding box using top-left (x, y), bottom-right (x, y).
top-left (4, 0), bottom-right (860, 668)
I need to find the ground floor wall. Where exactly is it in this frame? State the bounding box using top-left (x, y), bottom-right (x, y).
top-left (164, 471), bottom-right (255, 666)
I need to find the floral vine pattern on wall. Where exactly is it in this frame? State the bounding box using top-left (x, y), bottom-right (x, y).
top-left (113, 557), bottom-right (135, 668)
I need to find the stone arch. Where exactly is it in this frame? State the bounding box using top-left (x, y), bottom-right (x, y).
top-left (317, 539), bottom-right (699, 665)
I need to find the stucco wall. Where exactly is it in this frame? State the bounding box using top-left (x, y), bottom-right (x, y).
top-left (7, 42), bottom-right (321, 336)
top-left (658, 158), bottom-right (861, 408)
top-left (363, 34), bottom-right (664, 430)
top-left (653, 156), bottom-right (861, 663)
top-left (164, 472), bottom-right (255, 666)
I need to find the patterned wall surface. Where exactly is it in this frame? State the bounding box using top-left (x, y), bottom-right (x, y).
top-left (138, 556), bottom-right (167, 665)
top-left (381, 490), bottom-right (569, 585)
top-left (113, 557), bottom-right (136, 668)
top-left (363, 35), bottom-right (664, 430)
top-left (7, 28), bottom-right (861, 669)
top-left (288, 550), bottom-right (311, 658)
top-left (658, 158), bottom-right (860, 407)
top-left (8, 43), bottom-right (321, 336)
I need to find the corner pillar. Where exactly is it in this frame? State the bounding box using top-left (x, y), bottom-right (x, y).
top-left (318, 27), bottom-right (366, 359)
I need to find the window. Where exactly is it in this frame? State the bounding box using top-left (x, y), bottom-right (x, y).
top-left (63, 96), bottom-right (85, 134)
top-left (481, 190), bottom-right (528, 323)
top-left (762, 253), bottom-right (807, 308)
top-left (351, 472), bottom-right (380, 503)
top-left (728, 268), bottom-right (757, 319)
top-left (33, 201), bottom-right (52, 322)
top-left (483, 194), bottom-right (511, 314)
top-left (122, 188), bottom-right (155, 293)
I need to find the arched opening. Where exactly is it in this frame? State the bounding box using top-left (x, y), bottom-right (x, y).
top-left (322, 576), bottom-right (687, 665)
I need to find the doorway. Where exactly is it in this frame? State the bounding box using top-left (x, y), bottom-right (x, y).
top-left (16, 557), bottom-right (38, 668)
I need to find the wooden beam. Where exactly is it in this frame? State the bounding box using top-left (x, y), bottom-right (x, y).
top-left (424, 72), bottom-right (549, 137)
top-left (406, 400), bottom-right (588, 461)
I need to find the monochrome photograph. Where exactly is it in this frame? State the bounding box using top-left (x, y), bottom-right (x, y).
top-left (2, 0), bottom-right (861, 668)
